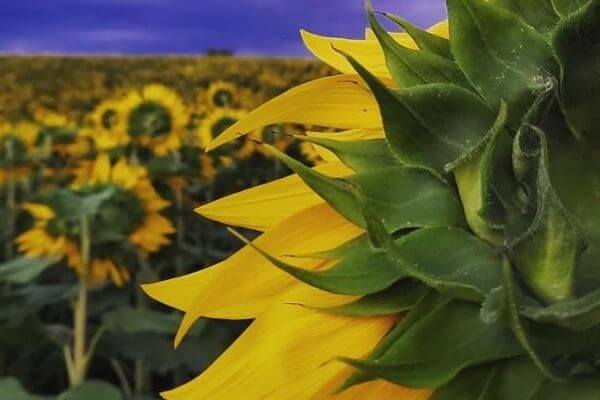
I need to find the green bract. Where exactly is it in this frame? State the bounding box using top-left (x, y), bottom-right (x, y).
top-left (253, 0), bottom-right (600, 397)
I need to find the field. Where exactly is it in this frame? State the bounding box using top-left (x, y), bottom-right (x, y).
top-left (0, 55), bottom-right (330, 399)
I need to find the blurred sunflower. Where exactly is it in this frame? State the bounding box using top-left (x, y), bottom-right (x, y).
top-left (198, 108), bottom-right (254, 159)
top-left (121, 84), bottom-right (187, 156)
top-left (206, 81), bottom-right (237, 109)
top-left (17, 154), bottom-right (175, 286)
top-left (86, 98), bottom-right (129, 151)
top-left (33, 110), bottom-right (93, 160)
top-left (0, 120), bottom-right (37, 184)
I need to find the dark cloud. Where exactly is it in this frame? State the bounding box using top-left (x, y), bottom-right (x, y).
top-left (0, 0), bottom-right (446, 55)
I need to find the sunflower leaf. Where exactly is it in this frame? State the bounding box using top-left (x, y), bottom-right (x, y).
top-left (267, 145), bottom-right (466, 232)
top-left (553, 0), bottom-right (600, 139)
top-left (383, 13), bottom-right (453, 58)
top-left (367, 9), bottom-right (469, 88)
top-left (448, 0), bottom-right (559, 126)
top-left (490, 0), bottom-right (559, 32)
top-left (508, 126), bottom-right (586, 303)
top-left (551, 0), bottom-right (591, 17)
top-left (312, 281), bottom-right (428, 316)
top-left (341, 299), bottom-right (523, 388)
top-left (343, 55), bottom-right (499, 176)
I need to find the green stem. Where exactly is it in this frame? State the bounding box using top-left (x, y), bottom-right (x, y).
top-left (110, 358), bottom-right (133, 400)
top-left (4, 140), bottom-right (16, 260)
top-left (175, 186), bottom-right (185, 276)
top-left (69, 215), bottom-right (91, 386)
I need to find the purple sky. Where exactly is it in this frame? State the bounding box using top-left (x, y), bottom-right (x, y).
top-left (0, 0), bottom-right (447, 56)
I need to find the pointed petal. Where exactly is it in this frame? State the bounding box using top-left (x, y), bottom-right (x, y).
top-left (196, 162), bottom-right (352, 231)
top-left (162, 290), bottom-right (395, 400)
top-left (207, 75), bottom-right (382, 150)
top-left (327, 380), bottom-right (432, 400)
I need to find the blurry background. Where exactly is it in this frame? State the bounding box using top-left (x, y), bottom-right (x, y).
top-left (0, 1), bottom-right (445, 399)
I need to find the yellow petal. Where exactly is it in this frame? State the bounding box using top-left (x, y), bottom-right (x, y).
top-left (428, 20), bottom-right (449, 39)
top-left (327, 380), bottom-right (432, 400)
top-left (207, 75), bottom-right (382, 150)
top-left (143, 203), bottom-right (362, 345)
top-left (92, 153), bottom-right (111, 183)
top-left (21, 203), bottom-right (55, 221)
top-left (301, 30), bottom-right (397, 80)
top-left (161, 289), bottom-right (395, 400)
top-left (196, 162), bottom-right (352, 231)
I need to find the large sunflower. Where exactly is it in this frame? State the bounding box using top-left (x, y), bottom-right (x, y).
top-left (18, 154), bottom-right (174, 286)
top-left (146, 0), bottom-right (600, 398)
top-left (121, 84), bottom-right (187, 156)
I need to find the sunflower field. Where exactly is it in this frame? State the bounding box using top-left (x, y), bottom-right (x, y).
top-left (0, 55), bottom-right (331, 399)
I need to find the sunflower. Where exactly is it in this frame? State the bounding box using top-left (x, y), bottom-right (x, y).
top-left (33, 110), bottom-right (91, 158)
top-left (121, 84), bottom-right (187, 156)
top-left (198, 108), bottom-right (254, 159)
top-left (205, 81), bottom-right (237, 109)
top-left (18, 154), bottom-right (174, 286)
top-left (0, 120), bottom-right (37, 185)
top-left (145, 0), bottom-right (600, 398)
top-left (85, 98), bottom-right (129, 151)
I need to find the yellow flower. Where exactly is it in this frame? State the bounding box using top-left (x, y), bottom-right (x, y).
top-left (198, 108), bottom-right (255, 159)
top-left (85, 98), bottom-right (130, 151)
top-left (205, 81), bottom-right (237, 109)
top-left (143, 17), bottom-right (448, 400)
top-left (0, 120), bottom-right (38, 184)
top-left (121, 84), bottom-right (187, 156)
top-left (33, 110), bottom-right (91, 158)
top-left (18, 154), bottom-right (175, 286)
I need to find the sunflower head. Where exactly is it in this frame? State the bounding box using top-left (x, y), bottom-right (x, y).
top-left (122, 84), bottom-right (187, 156)
top-left (86, 98), bottom-right (130, 151)
top-left (0, 121), bottom-right (37, 168)
top-left (18, 154), bottom-right (174, 286)
top-left (145, 0), bottom-right (600, 399)
top-left (205, 81), bottom-right (237, 109)
top-left (198, 108), bottom-right (254, 159)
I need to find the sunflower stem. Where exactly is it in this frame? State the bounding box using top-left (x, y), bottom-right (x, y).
top-left (4, 140), bottom-right (16, 261)
top-left (70, 214), bottom-right (91, 386)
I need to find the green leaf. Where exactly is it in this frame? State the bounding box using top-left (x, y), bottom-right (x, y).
top-left (453, 101), bottom-right (509, 244)
top-left (491, 0), bottom-right (559, 32)
top-left (363, 208), bottom-right (504, 302)
top-left (295, 137), bottom-right (397, 172)
top-left (0, 256), bottom-right (56, 284)
top-left (520, 287), bottom-right (600, 331)
top-left (367, 9), bottom-right (469, 88)
top-left (102, 307), bottom-right (180, 335)
top-left (342, 299), bottom-right (523, 388)
top-left (58, 381), bottom-right (123, 400)
top-left (509, 127), bottom-right (586, 303)
top-left (0, 377), bottom-right (51, 400)
top-left (448, 0), bottom-right (558, 126)
top-left (551, 0), bottom-right (591, 17)
top-left (268, 145), bottom-right (466, 232)
top-left (230, 232), bottom-right (405, 295)
top-left (314, 281), bottom-right (428, 316)
top-left (432, 358), bottom-right (545, 400)
top-left (553, 0), bottom-right (600, 139)
top-left (530, 377), bottom-right (600, 399)
top-left (383, 13), bottom-right (453, 58)
top-left (344, 56), bottom-right (499, 176)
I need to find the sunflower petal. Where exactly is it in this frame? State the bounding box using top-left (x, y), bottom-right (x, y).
top-left (207, 75), bottom-right (382, 150)
top-left (196, 162), bottom-right (352, 231)
top-left (161, 289), bottom-right (395, 400)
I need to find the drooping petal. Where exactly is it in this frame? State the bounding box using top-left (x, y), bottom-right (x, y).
top-left (207, 75), bottom-right (382, 150)
top-left (21, 203), bottom-right (55, 221)
top-left (301, 30), bottom-right (405, 80)
top-left (143, 203), bottom-right (362, 345)
top-left (161, 288), bottom-right (395, 400)
top-left (196, 162), bottom-right (352, 231)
